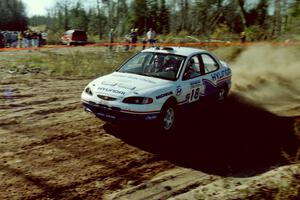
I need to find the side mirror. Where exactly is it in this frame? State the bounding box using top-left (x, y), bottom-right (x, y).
top-left (183, 71), bottom-right (190, 80)
top-left (220, 61), bottom-right (229, 68)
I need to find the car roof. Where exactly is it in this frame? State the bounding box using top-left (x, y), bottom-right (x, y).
top-left (142, 46), bottom-right (208, 57)
top-left (65, 29), bottom-right (86, 33)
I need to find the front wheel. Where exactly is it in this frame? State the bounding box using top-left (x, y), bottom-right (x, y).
top-left (159, 102), bottom-right (176, 132)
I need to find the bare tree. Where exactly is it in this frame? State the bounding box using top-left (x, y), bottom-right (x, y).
top-left (180, 0), bottom-right (189, 31)
top-left (237, 0), bottom-right (247, 29)
top-left (281, 0), bottom-right (288, 32)
top-left (273, 0), bottom-right (282, 36)
top-left (96, 0), bottom-right (102, 39)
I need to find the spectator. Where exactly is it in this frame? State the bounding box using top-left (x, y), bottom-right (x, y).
top-left (124, 34), bottom-right (131, 52)
top-left (0, 31), bottom-right (4, 48)
top-left (3, 31), bottom-right (8, 47)
top-left (108, 28), bottom-right (114, 51)
top-left (5, 31), bottom-right (12, 47)
top-left (38, 32), bottom-right (43, 47)
top-left (41, 32), bottom-right (48, 46)
top-left (240, 32), bottom-right (246, 43)
top-left (130, 28), bottom-right (138, 50)
top-left (142, 37), bottom-right (147, 50)
top-left (133, 28), bottom-right (138, 43)
top-left (11, 32), bottom-right (18, 47)
top-left (23, 30), bottom-right (32, 48)
top-left (147, 28), bottom-right (156, 47)
top-left (32, 31), bottom-right (39, 47)
top-left (17, 31), bottom-right (24, 48)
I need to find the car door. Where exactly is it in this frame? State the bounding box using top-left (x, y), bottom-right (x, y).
top-left (180, 55), bottom-right (205, 106)
top-left (199, 53), bottom-right (220, 98)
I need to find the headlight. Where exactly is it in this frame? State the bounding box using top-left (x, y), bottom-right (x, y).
top-left (123, 97), bottom-right (153, 104)
top-left (85, 87), bottom-right (93, 96)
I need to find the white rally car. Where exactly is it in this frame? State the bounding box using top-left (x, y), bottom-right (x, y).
top-left (81, 47), bottom-right (232, 132)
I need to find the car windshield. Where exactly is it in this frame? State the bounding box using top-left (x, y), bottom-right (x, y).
top-left (118, 52), bottom-right (185, 81)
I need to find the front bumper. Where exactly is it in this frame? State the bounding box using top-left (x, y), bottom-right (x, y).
top-left (82, 101), bottom-right (160, 122)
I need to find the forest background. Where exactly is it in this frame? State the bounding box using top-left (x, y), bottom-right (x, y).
top-left (1, 0), bottom-right (300, 44)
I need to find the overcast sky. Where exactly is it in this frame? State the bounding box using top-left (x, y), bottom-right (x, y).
top-left (22, 0), bottom-right (98, 17)
top-left (22, 0), bottom-right (56, 16)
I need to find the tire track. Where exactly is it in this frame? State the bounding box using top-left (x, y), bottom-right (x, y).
top-left (0, 74), bottom-right (174, 199)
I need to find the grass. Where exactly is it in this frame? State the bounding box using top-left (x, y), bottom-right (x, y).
top-left (4, 47), bottom-right (135, 78)
top-left (1, 45), bottom-right (245, 78)
top-left (46, 50), bottom-right (134, 77)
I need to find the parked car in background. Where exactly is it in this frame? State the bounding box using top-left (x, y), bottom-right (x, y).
top-left (61, 29), bottom-right (87, 46)
top-left (81, 46), bottom-right (232, 132)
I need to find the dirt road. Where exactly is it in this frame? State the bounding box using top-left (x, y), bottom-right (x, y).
top-left (0, 45), bottom-right (299, 199)
top-left (0, 72), bottom-right (298, 199)
top-left (0, 73), bottom-right (175, 199)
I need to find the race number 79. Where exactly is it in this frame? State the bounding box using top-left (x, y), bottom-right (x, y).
top-left (186, 88), bottom-right (200, 103)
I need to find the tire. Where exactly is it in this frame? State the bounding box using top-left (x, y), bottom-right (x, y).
top-left (217, 85), bottom-right (228, 101)
top-left (159, 101), bottom-right (177, 132)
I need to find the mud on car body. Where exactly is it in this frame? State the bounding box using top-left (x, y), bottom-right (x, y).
top-left (81, 47), bottom-right (232, 132)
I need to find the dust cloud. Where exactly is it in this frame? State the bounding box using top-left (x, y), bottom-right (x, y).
top-left (230, 45), bottom-right (300, 116)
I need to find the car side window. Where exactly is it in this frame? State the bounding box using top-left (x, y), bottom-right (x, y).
top-left (201, 54), bottom-right (219, 74)
top-left (183, 56), bottom-right (201, 80)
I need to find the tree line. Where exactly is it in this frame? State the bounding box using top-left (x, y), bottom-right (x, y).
top-left (0, 0), bottom-right (27, 31)
top-left (1, 0), bottom-right (300, 41)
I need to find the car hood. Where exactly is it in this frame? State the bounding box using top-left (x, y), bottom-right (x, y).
top-left (90, 72), bottom-right (172, 97)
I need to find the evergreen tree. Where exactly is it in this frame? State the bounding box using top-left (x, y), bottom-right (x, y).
top-left (69, 2), bottom-right (89, 31)
top-left (180, 0), bottom-right (189, 31)
top-left (147, 0), bottom-right (159, 32)
top-left (158, 0), bottom-right (170, 34)
top-left (35, 0), bottom-right (300, 41)
top-left (29, 16), bottom-right (53, 27)
top-left (129, 0), bottom-right (148, 33)
top-left (288, 0), bottom-right (300, 33)
top-left (0, 0), bottom-right (27, 30)
top-left (115, 0), bottom-right (129, 36)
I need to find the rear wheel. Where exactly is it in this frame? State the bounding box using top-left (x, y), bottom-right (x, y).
top-left (217, 85), bottom-right (228, 101)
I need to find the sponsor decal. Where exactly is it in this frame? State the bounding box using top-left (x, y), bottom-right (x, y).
top-left (176, 85), bottom-right (182, 96)
top-left (97, 112), bottom-right (116, 119)
top-left (112, 74), bottom-right (157, 84)
top-left (156, 91), bottom-right (173, 99)
top-left (203, 78), bottom-right (230, 88)
top-left (186, 87), bottom-right (201, 103)
top-left (145, 115), bottom-right (158, 120)
top-left (185, 94), bottom-right (190, 101)
top-left (97, 87), bottom-right (126, 95)
top-left (211, 68), bottom-right (231, 81)
top-left (190, 80), bottom-right (202, 88)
